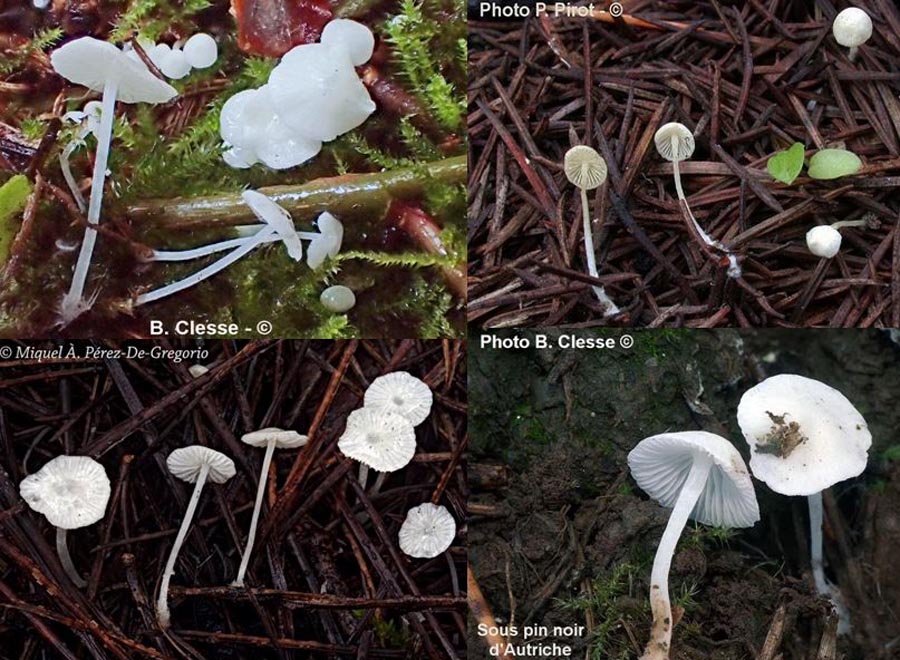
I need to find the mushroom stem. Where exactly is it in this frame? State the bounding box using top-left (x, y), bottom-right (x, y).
top-left (150, 227), bottom-right (322, 262)
top-left (59, 140), bottom-right (87, 214)
top-left (848, 46), bottom-right (859, 62)
top-left (59, 78), bottom-right (118, 324)
top-left (232, 440), bottom-right (276, 587)
top-left (830, 219), bottom-right (866, 230)
top-left (670, 148), bottom-right (741, 279)
top-left (369, 471), bottom-right (387, 496)
top-left (642, 452), bottom-right (713, 660)
top-left (56, 527), bottom-right (86, 588)
top-left (578, 187), bottom-right (619, 316)
top-left (137, 226), bottom-right (276, 306)
top-left (157, 462), bottom-right (210, 628)
top-left (358, 463), bottom-right (369, 489)
top-left (808, 491), bottom-right (828, 595)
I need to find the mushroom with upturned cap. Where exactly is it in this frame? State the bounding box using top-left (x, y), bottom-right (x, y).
top-left (232, 428), bottom-right (308, 587)
top-left (50, 37), bottom-right (177, 325)
top-left (653, 122), bottom-right (740, 278)
top-left (19, 455), bottom-right (111, 588)
top-left (363, 371), bottom-right (433, 426)
top-left (628, 432), bottom-right (759, 660)
top-left (156, 446), bottom-right (235, 628)
top-left (399, 502), bottom-right (456, 559)
top-left (338, 407), bottom-right (417, 489)
top-left (737, 374), bottom-right (870, 633)
top-left (563, 145), bottom-right (619, 315)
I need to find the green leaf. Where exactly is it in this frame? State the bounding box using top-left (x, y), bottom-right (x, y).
top-left (0, 175), bottom-right (32, 265)
top-left (766, 142), bottom-right (805, 185)
top-left (807, 149), bottom-right (862, 180)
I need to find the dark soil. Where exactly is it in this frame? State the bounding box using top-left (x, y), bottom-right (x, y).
top-left (0, 339), bottom-right (466, 659)
top-left (468, 1), bottom-right (900, 328)
top-left (468, 329), bottom-right (900, 659)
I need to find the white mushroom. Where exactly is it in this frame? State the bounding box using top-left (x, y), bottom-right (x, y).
top-left (19, 455), bottom-right (111, 588)
top-left (232, 428), bottom-right (308, 587)
top-left (398, 502), bottom-right (456, 559)
top-left (59, 101), bottom-right (103, 214)
top-left (136, 191), bottom-right (303, 306)
top-left (806, 219), bottom-right (869, 259)
top-left (654, 122), bottom-right (740, 278)
top-left (157, 446), bottom-right (235, 628)
top-left (320, 285), bottom-right (356, 313)
top-left (320, 19), bottom-right (375, 66)
top-left (338, 408), bottom-right (417, 488)
top-left (157, 47), bottom-right (192, 80)
top-left (364, 371), bottom-right (433, 426)
top-left (50, 37), bottom-right (177, 325)
top-left (563, 145), bottom-right (619, 315)
top-left (628, 432), bottom-right (759, 660)
top-left (737, 374), bottom-right (870, 634)
top-left (183, 33), bottom-right (218, 69)
top-left (305, 212), bottom-right (344, 269)
top-left (833, 7), bottom-right (873, 62)
top-left (188, 364), bottom-right (209, 378)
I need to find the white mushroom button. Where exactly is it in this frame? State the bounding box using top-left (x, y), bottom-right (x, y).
top-left (321, 18), bottom-right (376, 66)
top-left (338, 407), bottom-right (417, 472)
top-left (157, 446), bottom-right (235, 628)
top-left (399, 503), bottom-right (456, 559)
top-left (183, 33), bottom-right (218, 69)
top-left (806, 225), bottom-right (842, 259)
top-left (158, 48), bottom-right (192, 80)
top-left (321, 285), bottom-right (356, 313)
top-left (233, 428), bottom-right (308, 587)
top-left (19, 455), bottom-right (111, 588)
top-left (628, 432), bottom-right (758, 660)
top-left (364, 371), bottom-right (433, 426)
top-left (833, 7), bottom-right (872, 61)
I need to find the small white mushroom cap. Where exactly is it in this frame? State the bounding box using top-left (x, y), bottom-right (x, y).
top-left (242, 190), bottom-right (304, 261)
top-left (338, 408), bottom-right (416, 472)
top-left (241, 427), bottom-right (309, 448)
top-left (398, 503), bottom-right (456, 559)
top-left (564, 145), bottom-right (607, 190)
top-left (320, 285), bottom-right (356, 313)
top-left (306, 212), bottom-right (344, 269)
top-left (188, 364), bottom-right (209, 378)
top-left (51, 37), bottom-right (177, 104)
top-left (158, 48), bottom-right (192, 80)
top-left (321, 19), bottom-right (375, 67)
top-left (183, 33), bottom-right (218, 69)
top-left (269, 43), bottom-right (376, 142)
top-left (654, 122), bottom-right (695, 162)
top-left (737, 374), bottom-right (871, 496)
top-left (833, 7), bottom-right (873, 48)
top-left (364, 371), bottom-right (433, 426)
top-left (167, 446), bottom-right (236, 484)
top-left (806, 225), bottom-right (842, 259)
top-left (19, 456), bottom-right (111, 530)
top-left (627, 431), bottom-right (759, 528)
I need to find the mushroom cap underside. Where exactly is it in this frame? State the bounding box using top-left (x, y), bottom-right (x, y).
top-left (167, 446), bottom-right (236, 484)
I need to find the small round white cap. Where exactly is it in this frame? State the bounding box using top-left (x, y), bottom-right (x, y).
top-left (338, 408), bottom-right (416, 472)
top-left (321, 19), bottom-right (375, 67)
top-left (398, 502), bottom-right (456, 558)
top-left (627, 431), bottom-right (759, 528)
top-left (833, 7), bottom-right (873, 48)
top-left (806, 225), bottom-right (842, 258)
top-left (167, 446), bottom-right (236, 484)
top-left (183, 33), bottom-right (218, 69)
top-left (306, 212), bottom-right (344, 269)
top-left (242, 190), bottom-right (304, 262)
top-left (188, 364), bottom-right (209, 378)
top-left (241, 427), bottom-right (308, 448)
top-left (364, 371), bottom-right (433, 426)
top-left (19, 456), bottom-right (111, 530)
top-left (158, 48), bottom-right (192, 80)
top-left (320, 285), bottom-right (356, 313)
top-left (51, 37), bottom-right (178, 104)
top-left (737, 374), bottom-right (871, 496)
top-left (654, 122), bottom-right (695, 162)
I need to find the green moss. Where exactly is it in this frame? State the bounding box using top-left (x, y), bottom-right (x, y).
top-left (0, 175), bottom-right (32, 265)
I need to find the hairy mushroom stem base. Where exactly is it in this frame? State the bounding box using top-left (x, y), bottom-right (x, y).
top-left (59, 78), bottom-right (118, 325)
top-left (157, 463), bottom-right (210, 628)
top-left (578, 187), bottom-right (619, 316)
top-left (233, 440), bottom-right (277, 587)
top-left (56, 527), bottom-right (86, 588)
top-left (642, 452), bottom-right (713, 660)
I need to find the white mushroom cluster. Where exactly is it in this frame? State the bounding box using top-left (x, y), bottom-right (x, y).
top-left (629, 373), bottom-right (872, 658)
top-left (220, 19), bottom-right (376, 170)
top-left (126, 33), bottom-right (219, 80)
